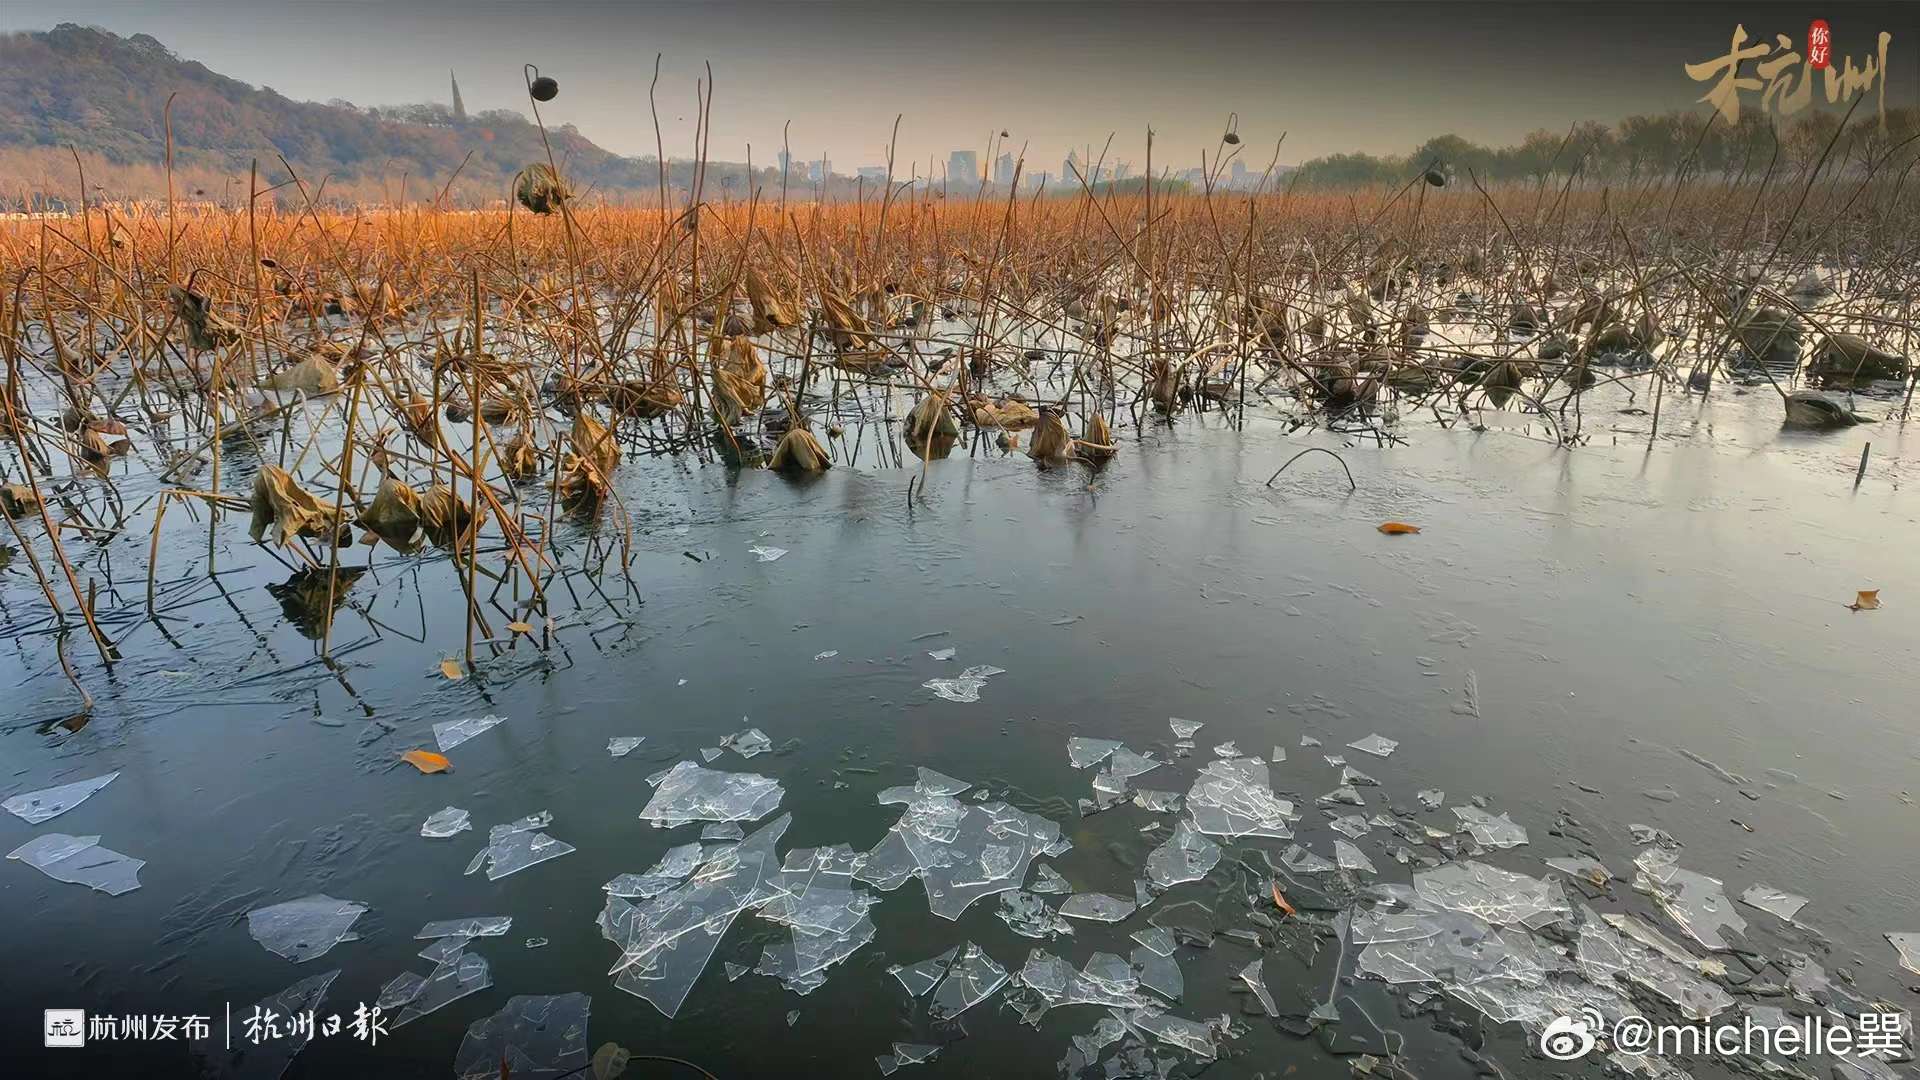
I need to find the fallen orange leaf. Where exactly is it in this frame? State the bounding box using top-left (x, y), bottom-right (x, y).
top-left (401, 749), bottom-right (451, 774)
top-left (1271, 881), bottom-right (1297, 917)
top-left (507, 621), bottom-right (533, 634)
top-left (439, 658), bottom-right (464, 680)
top-left (1378, 521), bottom-right (1421, 535)
top-left (1849, 589), bottom-right (1881, 611)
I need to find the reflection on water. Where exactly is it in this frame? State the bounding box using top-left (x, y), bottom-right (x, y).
top-left (2, 389), bottom-right (1917, 1077)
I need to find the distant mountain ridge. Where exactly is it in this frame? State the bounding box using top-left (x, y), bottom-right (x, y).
top-left (0, 23), bottom-right (753, 205)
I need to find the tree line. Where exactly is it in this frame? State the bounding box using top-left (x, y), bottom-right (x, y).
top-left (1289, 107), bottom-right (1920, 189)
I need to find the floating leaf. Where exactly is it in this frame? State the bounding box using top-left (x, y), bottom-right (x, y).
top-left (440, 658), bottom-right (464, 680)
top-left (1377, 521), bottom-right (1421, 535)
top-left (1270, 881), bottom-right (1296, 917)
top-left (401, 749), bottom-right (451, 774)
top-left (1849, 589), bottom-right (1881, 611)
top-left (507, 621), bottom-right (533, 635)
top-left (591, 1043), bottom-right (631, 1080)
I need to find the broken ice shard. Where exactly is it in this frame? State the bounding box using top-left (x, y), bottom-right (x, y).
top-left (1739, 884), bottom-right (1809, 922)
top-left (1452, 806), bottom-right (1528, 848)
top-left (2, 771), bottom-right (118, 824)
top-left (1186, 757), bottom-right (1296, 840)
top-left (1332, 839), bottom-right (1376, 874)
top-left (857, 767), bottom-right (1068, 919)
top-left (453, 993), bottom-right (591, 1080)
top-left (247, 894), bottom-right (368, 962)
top-left (1000, 890), bottom-right (1075, 939)
top-left (193, 968), bottom-right (338, 1080)
top-left (421, 806), bottom-right (472, 839)
top-left (928, 943), bottom-right (1010, 1020)
top-left (7, 832), bottom-right (144, 896)
top-left (1346, 734), bottom-right (1398, 758)
top-left (600, 814), bottom-right (789, 1018)
top-left (1145, 820), bottom-right (1221, 888)
top-left (1060, 892), bottom-right (1137, 922)
top-left (394, 951), bottom-right (493, 1028)
top-left (721, 728), bottom-right (773, 759)
top-left (922, 664), bottom-right (1007, 703)
top-left (433, 714), bottom-right (505, 752)
top-left (749, 545), bottom-right (788, 562)
top-left (1886, 933), bottom-right (1920, 976)
top-left (638, 761), bottom-right (784, 828)
top-left (467, 812), bottom-right (576, 880)
top-left (754, 844), bottom-right (879, 994)
top-left (1632, 848), bottom-right (1746, 951)
top-left (1066, 737), bottom-right (1123, 768)
top-left (1169, 718), bottom-right (1203, 739)
top-left (417, 916), bottom-right (512, 939)
top-left (1238, 957), bottom-right (1278, 1016)
top-left (607, 737), bottom-right (645, 757)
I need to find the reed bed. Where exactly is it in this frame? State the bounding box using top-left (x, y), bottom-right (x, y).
top-left (1, 116), bottom-right (1916, 719)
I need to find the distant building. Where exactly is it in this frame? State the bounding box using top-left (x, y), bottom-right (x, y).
top-left (1114, 162), bottom-right (1131, 182)
top-left (857, 165), bottom-right (887, 182)
top-left (450, 70), bottom-right (466, 122)
top-left (1063, 151), bottom-right (1079, 183)
top-left (948, 150), bottom-right (979, 188)
top-left (778, 149), bottom-right (793, 177)
top-left (1025, 172), bottom-right (1049, 192)
top-left (994, 152), bottom-right (1016, 187)
top-left (1230, 159), bottom-right (1248, 188)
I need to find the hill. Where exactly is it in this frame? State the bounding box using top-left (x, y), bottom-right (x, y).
top-left (0, 23), bottom-right (755, 207)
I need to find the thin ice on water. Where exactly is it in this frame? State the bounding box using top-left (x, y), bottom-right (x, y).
top-left (8, 833), bottom-right (144, 895)
top-left (393, 951), bottom-right (493, 1028)
top-left (858, 767), bottom-right (1069, 920)
top-left (755, 844), bottom-right (879, 994)
top-left (1739, 884), bottom-right (1810, 922)
top-left (2, 771), bottom-right (119, 824)
top-left (452, 993), bottom-right (591, 1080)
top-left (467, 812), bottom-right (576, 880)
top-left (1066, 737), bottom-right (1123, 768)
top-left (1060, 892), bottom-right (1137, 922)
top-left (1169, 718), bottom-right (1204, 739)
top-left (433, 714), bottom-right (506, 752)
top-left (417, 916), bottom-right (512, 939)
top-left (1453, 806), bottom-right (1529, 848)
top-left (1347, 734), bottom-right (1399, 758)
top-left (721, 727), bottom-right (773, 759)
top-left (192, 969), bottom-right (338, 1080)
top-left (748, 545), bottom-right (788, 562)
top-left (1186, 757), bottom-right (1297, 839)
top-left (1886, 933), bottom-right (1920, 977)
top-left (1145, 820), bottom-right (1221, 888)
top-left (607, 737), bottom-right (645, 757)
top-left (421, 806), bottom-right (472, 839)
top-left (923, 664), bottom-right (1007, 703)
top-left (246, 894), bottom-right (367, 962)
top-left (599, 814), bottom-right (789, 1018)
top-left (1632, 848), bottom-right (1747, 951)
top-left (639, 761), bottom-right (784, 827)
top-left (1000, 889), bottom-right (1075, 939)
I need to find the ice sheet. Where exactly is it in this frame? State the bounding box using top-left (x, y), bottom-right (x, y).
top-left (246, 894), bottom-right (367, 962)
top-left (453, 994), bottom-right (591, 1080)
top-left (8, 832), bottom-right (144, 896)
top-left (2, 771), bottom-right (119, 824)
top-left (639, 761), bottom-right (784, 828)
top-left (433, 714), bottom-right (505, 752)
top-left (599, 814), bottom-right (790, 1018)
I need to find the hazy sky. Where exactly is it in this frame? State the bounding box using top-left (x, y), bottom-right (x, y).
top-left (3, 1), bottom-right (1914, 173)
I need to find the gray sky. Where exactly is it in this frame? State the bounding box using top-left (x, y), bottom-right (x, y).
top-left (2, 1), bottom-right (1913, 173)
